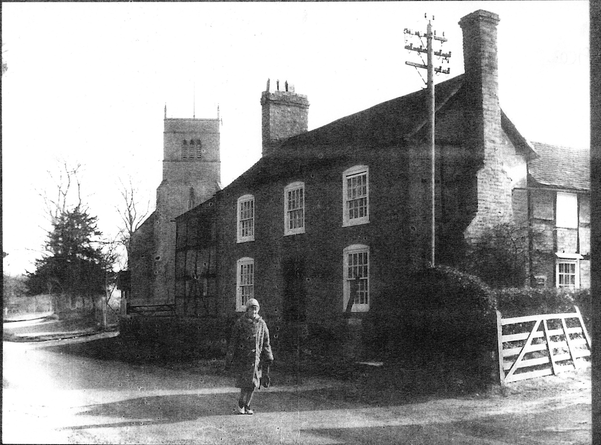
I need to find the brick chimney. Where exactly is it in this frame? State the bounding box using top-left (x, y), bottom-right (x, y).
top-left (459, 10), bottom-right (513, 240)
top-left (261, 79), bottom-right (309, 157)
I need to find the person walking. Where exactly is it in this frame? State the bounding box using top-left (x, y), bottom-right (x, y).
top-left (225, 298), bottom-right (273, 415)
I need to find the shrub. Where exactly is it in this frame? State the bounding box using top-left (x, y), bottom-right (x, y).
top-left (462, 222), bottom-right (531, 288)
top-left (367, 266), bottom-right (497, 386)
top-left (494, 287), bottom-right (592, 336)
top-left (119, 316), bottom-right (229, 362)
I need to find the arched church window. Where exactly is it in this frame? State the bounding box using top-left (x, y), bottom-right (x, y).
top-left (182, 140), bottom-right (188, 159)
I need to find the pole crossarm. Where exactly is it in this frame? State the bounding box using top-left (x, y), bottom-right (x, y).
top-left (404, 43), bottom-right (428, 54)
top-left (403, 28), bottom-right (447, 42)
top-left (405, 61), bottom-right (427, 70)
top-left (434, 49), bottom-right (452, 58)
top-left (403, 15), bottom-right (451, 268)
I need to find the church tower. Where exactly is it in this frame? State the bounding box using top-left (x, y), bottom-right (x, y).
top-left (151, 110), bottom-right (221, 303)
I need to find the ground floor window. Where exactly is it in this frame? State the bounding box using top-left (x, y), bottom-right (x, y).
top-left (556, 259), bottom-right (579, 289)
top-left (343, 244), bottom-right (370, 312)
top-left (236, 257), bottom-right (254, 311)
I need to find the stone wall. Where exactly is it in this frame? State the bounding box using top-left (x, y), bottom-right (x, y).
top-left (129, 116), bottom-right (221, 305)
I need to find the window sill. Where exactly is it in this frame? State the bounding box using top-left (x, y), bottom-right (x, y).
top-left (343, 311), bottom-right (369, 319)
top-left (342, 219), bottom-right (369, 228)
top-left (284, 230), bottom-right (305, 236)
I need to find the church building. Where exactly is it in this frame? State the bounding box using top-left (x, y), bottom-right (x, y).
top-left (128, 110), bottom-right (221, 308)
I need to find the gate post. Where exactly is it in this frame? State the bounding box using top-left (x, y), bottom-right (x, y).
top-left (496, 310), bottom-right (505, 385)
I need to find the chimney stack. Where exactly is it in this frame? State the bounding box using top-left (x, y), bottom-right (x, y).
top-left (261, 79), bottom-right (309, 157)
top-left (459, 10), bottom-right (501, 161)
top-left (459, 10), bottom-right (513, 238)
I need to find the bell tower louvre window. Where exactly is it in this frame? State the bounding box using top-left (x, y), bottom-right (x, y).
top-left (182, 139), bottom-right (202, 160)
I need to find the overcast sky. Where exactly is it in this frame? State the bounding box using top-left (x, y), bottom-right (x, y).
top-left (2, 1), bottom-right (590, 276)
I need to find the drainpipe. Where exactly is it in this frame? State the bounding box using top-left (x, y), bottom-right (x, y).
top-left (527, 163), bottom-right (534, 287)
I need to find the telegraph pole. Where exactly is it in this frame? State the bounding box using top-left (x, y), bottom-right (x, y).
top-left (404, 15), bottom-right (451, 267)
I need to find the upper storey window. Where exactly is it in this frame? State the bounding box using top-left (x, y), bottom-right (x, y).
top-left (284, 182), bottom-right (305, 235)
top-left (237, 195), bottom-right (255, 243)
top-left (343, 165), bottom-right (369, 226)
top-left (182, 139), bottom-right (202, 160)
top-left (556, 192), bottom-right (577, 229)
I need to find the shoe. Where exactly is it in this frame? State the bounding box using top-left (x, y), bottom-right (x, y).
top-left (244, 406), bottom-right (254, 415)
top-left (235, 405), bottom-right (245, 415)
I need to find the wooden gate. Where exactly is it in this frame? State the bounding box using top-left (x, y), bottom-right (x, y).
top-left (497, 306), bottom-right (591, 384)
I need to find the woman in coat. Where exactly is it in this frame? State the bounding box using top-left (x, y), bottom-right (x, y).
top-left (225, 298), bottom-right (273, 415)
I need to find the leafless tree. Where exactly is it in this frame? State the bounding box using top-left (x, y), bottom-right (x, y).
top-left (35, 160), bottom-right (116, 321)
top-left (116, 177), bottom-right (150, 268)
top-left (39, 160), bottom-right (85, 225)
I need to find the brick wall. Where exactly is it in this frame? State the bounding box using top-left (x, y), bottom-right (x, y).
top-left (212, 140), bottom-right (486, 354)
top-left (261, 88), bottom-right (309, 157)
top-left (459, 10), bottom-right (515, 242)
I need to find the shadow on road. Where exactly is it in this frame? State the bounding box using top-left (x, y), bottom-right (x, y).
top-left (305, 402), bottom-right (592, 445)
top-left (61, 386), bottom-right (437, 432)
top-left (43, 334), bottom-right (218, 365)
top-left (43, 335), bottom-right (489, 408)
top-left (61, 390), bottom-right (591, 444)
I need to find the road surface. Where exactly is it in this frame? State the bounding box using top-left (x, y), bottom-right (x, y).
top-left (2, 335), bottom-right (592, 444)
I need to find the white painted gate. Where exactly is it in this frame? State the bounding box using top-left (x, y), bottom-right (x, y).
top-left (496, 306), bottom-right (591, 384)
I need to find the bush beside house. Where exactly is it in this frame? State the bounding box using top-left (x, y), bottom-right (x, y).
top-left (494, 287), bottom-right (592, 337)
top-left (365, 266), bottom-right (498, 389)
top-left (119, 316), bottom-right (230, 362)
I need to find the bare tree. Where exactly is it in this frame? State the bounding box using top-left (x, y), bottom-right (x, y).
top-left (33, 160), bottom-right (116, 322)
top-left (116, 177), bottom-right (150, 269)
top-left (39, 160), bottom-right (85, 225)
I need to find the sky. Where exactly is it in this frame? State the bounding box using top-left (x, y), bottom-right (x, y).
top-left (2, 1), bottom-right (590, 276)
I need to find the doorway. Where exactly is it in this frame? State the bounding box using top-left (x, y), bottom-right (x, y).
top-left (283, 257), bottom-right (307, 323)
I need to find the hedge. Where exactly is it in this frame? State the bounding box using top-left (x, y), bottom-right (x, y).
top-left (494, 287), bottom-right (592, 336)
top-left (365, 266), bottom-right (497, 385)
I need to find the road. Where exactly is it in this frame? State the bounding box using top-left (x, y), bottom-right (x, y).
top-left (2, 335), bottom-right (592, 444)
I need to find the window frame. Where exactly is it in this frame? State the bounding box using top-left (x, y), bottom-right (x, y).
top-left (555, 254), bottom-right (581, 289)
top-left (284, 182), bottom-right (306, 236)
top-left (342, 165), bottom-right (369, 227)
top-left (237, 194), bottom-right (255, 243)
top-left (342, 244), bottom-right (370, 312)
top-left (236, 257), bottom-right (255, 311)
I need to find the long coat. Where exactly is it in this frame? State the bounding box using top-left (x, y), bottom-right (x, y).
top-left (226, 314), bottom-right (274, 389)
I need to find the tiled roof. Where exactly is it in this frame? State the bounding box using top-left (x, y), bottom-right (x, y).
top-left (224, 74), bottom-right (538, 190)
top-left (281, 75), bottom-right (465, 148)
top-left (528, 141), bottom-right (590, 191)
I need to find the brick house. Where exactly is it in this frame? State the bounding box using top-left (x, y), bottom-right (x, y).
top-left (173, 10), bottom-right (543, 342)
top-left (131, 10), bottom-right (589, 354)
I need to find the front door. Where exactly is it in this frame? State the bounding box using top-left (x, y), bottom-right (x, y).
top-left (283, 257), bottom-right (307, 323)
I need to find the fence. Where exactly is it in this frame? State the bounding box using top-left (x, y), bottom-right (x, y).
top-left (4, 295), bottom-right (54, 319)
top-left (497, 306), bottom-right (591, 384)
top-left (126, 303), bottom-right (176, 317)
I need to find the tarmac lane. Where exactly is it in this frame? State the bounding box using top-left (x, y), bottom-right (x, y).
top-left (2, 337), bottom-right (592, 444)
